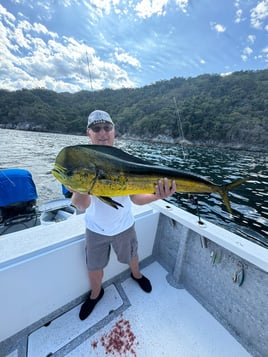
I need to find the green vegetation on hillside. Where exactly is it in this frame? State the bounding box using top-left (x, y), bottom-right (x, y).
top-left (0, 69), bottom-right (267, 149)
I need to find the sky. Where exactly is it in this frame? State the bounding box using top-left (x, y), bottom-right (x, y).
top-left (0, 0), bottom-right (267, 93)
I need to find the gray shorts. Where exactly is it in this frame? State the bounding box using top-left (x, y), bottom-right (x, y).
top-left (85, 224), bottom-right (138, 271)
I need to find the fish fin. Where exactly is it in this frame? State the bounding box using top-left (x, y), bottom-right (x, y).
top-left (77, 145), bottom-right (156, 165)
top-left (97, 196), bottom-right (124, 209)
top-left (220, 177), bottom-right (250, 215)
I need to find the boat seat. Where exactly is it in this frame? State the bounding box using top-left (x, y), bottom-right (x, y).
top-left (0, 169), bottom-right (39, 234)
top-left (0, 199), bottom-right (37, 223)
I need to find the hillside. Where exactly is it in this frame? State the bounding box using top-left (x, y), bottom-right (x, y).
top-left (0, 69), bottom-right (267, 151)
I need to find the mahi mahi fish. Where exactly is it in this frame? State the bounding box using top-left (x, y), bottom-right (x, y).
top-left (52, 144), bottom-right (249, 213)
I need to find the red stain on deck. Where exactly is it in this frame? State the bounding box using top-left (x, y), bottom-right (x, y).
top-left (91, 316), bottom-right (138, 356)
top-left (91, 340), bottom-right (98, 349)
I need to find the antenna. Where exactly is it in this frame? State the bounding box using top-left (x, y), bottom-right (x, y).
top-left (173, 97), bottom-right (187, 161)
top-left (86, 50), bottom-right (93, 92)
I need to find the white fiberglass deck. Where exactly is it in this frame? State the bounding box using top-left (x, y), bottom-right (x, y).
top-left (28, 262), bottom-right (250, 357)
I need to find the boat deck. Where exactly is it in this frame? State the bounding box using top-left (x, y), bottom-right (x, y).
top-left (26, 262), bottom-right (250, 357)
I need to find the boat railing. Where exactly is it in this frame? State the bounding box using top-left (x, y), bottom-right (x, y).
top-left (150, 199), bottom-right (268, 273)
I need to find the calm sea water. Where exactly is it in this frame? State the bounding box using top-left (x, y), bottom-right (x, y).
top-left (1, 129), bottom-right (267, 246)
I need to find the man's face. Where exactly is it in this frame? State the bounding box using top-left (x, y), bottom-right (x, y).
top-left (87, 123), bottom-right (115, 146)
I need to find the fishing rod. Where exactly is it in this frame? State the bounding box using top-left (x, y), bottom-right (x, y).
top-left (173, 97), bottom-right (204, 224)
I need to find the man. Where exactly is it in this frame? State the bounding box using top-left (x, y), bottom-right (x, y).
top-left (71, 110), bottom-right (176, 320)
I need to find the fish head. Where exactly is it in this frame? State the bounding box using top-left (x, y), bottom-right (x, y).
top-left (52, 145), bottom-right (98, 193)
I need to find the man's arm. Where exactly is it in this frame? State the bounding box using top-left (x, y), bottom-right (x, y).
top-left (130, 178), bottom-right (176, 205)
top-left (71, 191), bottom-right (91, 211)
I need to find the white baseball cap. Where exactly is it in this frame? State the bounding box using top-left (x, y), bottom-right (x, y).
top-left (87, 110), bottom-right (114, 128)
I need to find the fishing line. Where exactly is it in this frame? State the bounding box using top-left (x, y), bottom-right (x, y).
top-left (173, 97), bottom-right (187, 161)
top-left (173, 97), bottom-right (203, 222)
top-left (86, 50), bottom-right (95, 106)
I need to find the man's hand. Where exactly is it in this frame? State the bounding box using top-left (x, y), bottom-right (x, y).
top-left (154, 178), bottom-right (177, 199)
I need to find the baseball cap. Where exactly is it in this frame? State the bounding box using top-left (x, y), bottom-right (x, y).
top-left (87, 110), bottom-right (114, 128)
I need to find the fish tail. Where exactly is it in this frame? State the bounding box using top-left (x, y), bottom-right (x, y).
top-left (219, 177), bottom-right (250, 214)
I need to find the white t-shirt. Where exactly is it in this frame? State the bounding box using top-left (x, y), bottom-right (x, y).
top-left (85, 195), bottom-right (134, 236)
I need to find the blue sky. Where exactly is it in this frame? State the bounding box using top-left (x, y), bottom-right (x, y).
top-left (0, 0), bottom-right (267, 93)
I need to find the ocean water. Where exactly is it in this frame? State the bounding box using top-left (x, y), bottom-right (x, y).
top-left (1, 129), bottom-right (267, 246)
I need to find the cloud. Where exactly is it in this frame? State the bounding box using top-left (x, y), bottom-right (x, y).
top-left (0, 1), bottom-right (267, 92)
top-left (134, 0), bottom-right (168, 19)
top-left (174, 0), bottom-right (190, 13)
top-left (261, 46), bottom-right (268, 62)
top-left (211, 23), bottom-right (226, 33)
top-left (220, 72), bottom-right (232, 77)
top-left (235, 9), bottom-right (243, 23)
top-left (234, 0), bottom-right (244, 24)
top-left (114, 49), bottom-right (141, 68)
top-left (241, 46), bottom-right (253, 61)
top-left (0, 3), bottom-right (136, 92)
top-left (134, 0), bottom-right (190, 19)
top-left (0, 3), bottom-right (15, 24)
top-left (253, 46), bottom-right (268, 62)
top-left (247, 34), bottom-right (256, 44)
top-left (250, 0), bottom-right (268, 29)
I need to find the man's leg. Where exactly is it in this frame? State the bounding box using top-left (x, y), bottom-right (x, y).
top-left (129, 255), bottom-right (152, 293)
top-left (129, 255), bottom-right (142, 279)
top-left (79, 269), bottom-right (104, 320)
top-left (112, 226), bottom-right (152, 293)
top-left (89, 269), bottom-right (104, 298)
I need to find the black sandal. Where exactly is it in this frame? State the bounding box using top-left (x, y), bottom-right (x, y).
top-left (79, 287), bottom-right (104, 320)
top-left (131, 273), bottom-right (152, 293)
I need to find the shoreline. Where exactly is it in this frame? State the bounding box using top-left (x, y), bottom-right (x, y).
top-left (1, 126), bottom-right (267, 153)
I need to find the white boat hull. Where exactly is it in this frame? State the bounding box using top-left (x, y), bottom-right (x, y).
top-left (0, 201), bottom-right (267, 356)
